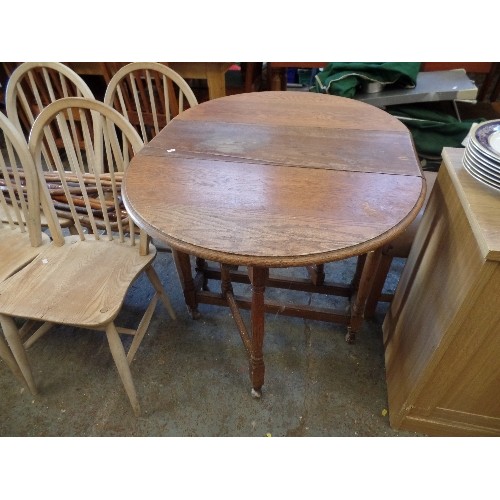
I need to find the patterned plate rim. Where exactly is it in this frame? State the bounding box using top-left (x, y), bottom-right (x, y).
top-left (463, 153), bottom-right (500, 192)
top-left (466, 144), bottom-right (500, 181)
top-left (468, 139), bottom-right (500, 169)
top-left (473, 120), bottom-right (500, 160)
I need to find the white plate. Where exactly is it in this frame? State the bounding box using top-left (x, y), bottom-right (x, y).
top-left (468, 139), bottom-right (500, 171)
top-left (463, 150), bottom-right (500, 188)
top-left (465, 153), bottom-right (500, 189)
top-left (470, 135), bottom-right (500, 164)
top-left (467, 143), bottom-right (500, 180)
top-left (463, 153), bottom-right (500, 191)
top-left (473, 119), bottom-right (500, 159)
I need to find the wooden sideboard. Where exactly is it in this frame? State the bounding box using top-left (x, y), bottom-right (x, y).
top-left (382, 147), bottom-right (500, 436)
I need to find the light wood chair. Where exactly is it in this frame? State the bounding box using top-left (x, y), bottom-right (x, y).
top-left (0, 97), bottom-right (176, 416)
top-left (4, 62), bottom-right (96, 231)
top-left (0, 111), bottom-right (51, 389)
top-left (5, 62), bottom-right (95, 141)
top-left (104, 62), bottom-right (198, 144)
top-left (104, 62), bottom-right (199, 252)
top-left (363, 170), bottom-right (438, 318)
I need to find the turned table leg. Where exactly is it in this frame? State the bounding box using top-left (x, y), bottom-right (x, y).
top-left (195, 257), bottom-right (210, 291)
top-left (345, 249), bottom-right (382, 344)
top-left (172, 249), bottom-right (201, 319)
top-left (306, 263), bottom-right (325, 286)
top-left (248, 266), bottom-right (269, 397)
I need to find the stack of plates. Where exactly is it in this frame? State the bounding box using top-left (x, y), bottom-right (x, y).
top-left (463, 119), bottom-right (500, 191)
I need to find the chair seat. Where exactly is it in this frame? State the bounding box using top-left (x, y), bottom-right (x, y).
top-left (0, 235), bottom-right (156, 327)
top-left (0, 225), bottom-right (51, 282)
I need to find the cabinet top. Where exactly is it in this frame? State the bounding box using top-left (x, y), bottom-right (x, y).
top-left (443, 147), bottom-right (500, 261)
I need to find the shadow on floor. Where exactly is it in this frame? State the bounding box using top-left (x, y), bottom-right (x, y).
top-left (0, 250), bottom-right (420, 437)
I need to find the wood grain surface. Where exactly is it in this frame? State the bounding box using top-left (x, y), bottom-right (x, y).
top-left (383, 148), bottom-right (500, 435)
top-left (0, 226), bottom-right (50, 282)
top-left (123, 91), bottom-right (424, 267)
top-left (442, 148), bottom-right (500, 261)
top-left (0, 236), bottom-right (155, 327)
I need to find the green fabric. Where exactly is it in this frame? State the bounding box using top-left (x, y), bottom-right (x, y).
top-left (313, 62), bottom-right (421, 97)
top-left (387, 105), bottom-right (484, 157)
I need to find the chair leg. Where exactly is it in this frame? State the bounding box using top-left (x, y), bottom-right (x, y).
top-left (364, 254), bottom-right (394, 319)
top-left (23, 321), bottom-right (55, 349)
top-left (0, 314), bottom-right (38, 394)
top-left (145, 265), bottom-right (176, 320)
top-left (105, 322), bottom-right (141, 417)
top-left (0, 333), bottom-right (28, 387)
top-left (126, 294), bottom-right (158, 364)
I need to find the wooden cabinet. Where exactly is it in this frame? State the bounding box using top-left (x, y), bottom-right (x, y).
top-left (383, 147), bottom-right (500, 436)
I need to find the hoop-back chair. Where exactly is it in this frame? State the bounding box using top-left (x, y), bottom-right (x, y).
top-left (0, 111), bottom-right (51, 389)
top-left (104, 62), bottom-right (198, 252)
top-left (104, 62), bottom-right (198, 145)
top-left (4, 62), bottom-right (96, 231)
top-left (5, 62), bottom-right (95, 141)
top-left (0, 97), bottom-right (176, 416)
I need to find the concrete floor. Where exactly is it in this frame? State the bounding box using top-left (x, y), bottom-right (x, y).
top-left (0, 248), bottom-right (422, 437)
top-left (2, 63), bottom-right (496, 499)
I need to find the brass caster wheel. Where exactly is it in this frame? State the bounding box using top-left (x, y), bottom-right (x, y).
top-left (345, 331), bottom-right (356, 344)
top-left (251, 388), bottom-right (262, 399)
top-left (189, 307), bottom-right (201, 320)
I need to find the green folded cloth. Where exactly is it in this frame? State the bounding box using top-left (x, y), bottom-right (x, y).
top-left (313, 62), bottom-right (421, 97)
top-left (387, 105), bottom-right (484, 157)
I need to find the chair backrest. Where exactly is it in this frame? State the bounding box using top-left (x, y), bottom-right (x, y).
top-left (0, 110), bottom-right (43, 247)
top-left (5, 62), bottom-right (95, 139)
top-left (28, 97), bottom-right (145, 247)
top-left (104, 62), bottom-right (198, 144)
top-left (5, 62), bottom-right (96, 175)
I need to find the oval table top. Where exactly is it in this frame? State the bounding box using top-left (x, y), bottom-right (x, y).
top-left (123, 91), bottom-right (425, 267)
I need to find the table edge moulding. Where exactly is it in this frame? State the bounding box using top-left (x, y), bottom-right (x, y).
top-left (123, 91), bottom-right (426, 397)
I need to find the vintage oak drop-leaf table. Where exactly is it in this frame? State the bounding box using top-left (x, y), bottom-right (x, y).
top-left (122, 91), bottom-right (425, 397)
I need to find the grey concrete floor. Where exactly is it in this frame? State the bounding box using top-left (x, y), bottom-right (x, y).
top-left (0, 249), bottom-right (422, 437)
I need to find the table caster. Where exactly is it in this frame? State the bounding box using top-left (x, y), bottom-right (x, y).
top-left (251, 388), bottom-right (262, 399)
top-left (345, 328), bottom-right (356, 344)
top-left (188, 307), bottom-right (201, 320)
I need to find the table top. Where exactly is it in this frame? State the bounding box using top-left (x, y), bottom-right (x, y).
top-left (123, 91), bottom-right (425, 267)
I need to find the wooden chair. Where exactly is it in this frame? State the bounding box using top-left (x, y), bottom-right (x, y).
top-left (5, 62), bottom-right (95, 141)
top-left (363, 170), bottom-right (438, 318)
top-left (4, 62), bottom-right (96, 231)
top-left (104, 62), bottom-right (199, 252)
top-left (0, 111), bottom-right (51, 388)
top-left (0, 97), bottom-right (176, 416)
top-left (103, 62), bottom-right (198, 144)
